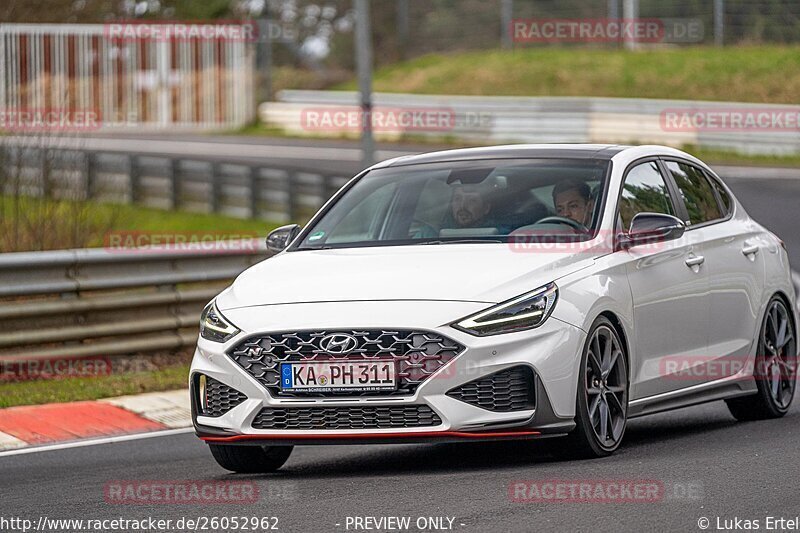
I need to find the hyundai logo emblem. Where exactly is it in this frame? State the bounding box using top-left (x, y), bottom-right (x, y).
top-left (319, 333), bottom-right (359, 355)
top-left (246, 346), bottom-right (263, 357)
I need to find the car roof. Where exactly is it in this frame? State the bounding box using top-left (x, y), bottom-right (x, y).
top-left (377, 144), bottom-right (630, 168)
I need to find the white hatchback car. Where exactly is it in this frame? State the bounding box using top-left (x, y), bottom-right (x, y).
top-left (190, 145), bottom-right (797, 472)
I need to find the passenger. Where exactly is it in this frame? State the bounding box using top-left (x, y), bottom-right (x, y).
top-left (552, 179), bottom-right (594, 226)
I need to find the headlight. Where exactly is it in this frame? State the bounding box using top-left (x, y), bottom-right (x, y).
top-left (199, 300), bottom-right (240, 342)
top-left (453, 283), bottom-right (558, 336)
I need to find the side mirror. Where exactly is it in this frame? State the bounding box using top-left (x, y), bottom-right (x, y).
top-left (617, 213), bottom-right (686, 251)
top-left (266, 224), bottom-right (301, 254)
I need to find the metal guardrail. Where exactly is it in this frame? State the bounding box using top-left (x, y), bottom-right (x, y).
top-left (1, 144), bottom-right (350, 223)
top-left (0, 242), bottom-right (268, 363)
top-left (0, 140), bottom-right (354, 365)
top-left (262, 90), bottom-right (800, 156)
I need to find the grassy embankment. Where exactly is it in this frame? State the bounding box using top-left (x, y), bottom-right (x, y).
top-left (249, 46), bottom-right (800, 166)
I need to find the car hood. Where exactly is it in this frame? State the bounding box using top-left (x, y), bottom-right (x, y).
top-left (217, 243), bottom-right (599, 310)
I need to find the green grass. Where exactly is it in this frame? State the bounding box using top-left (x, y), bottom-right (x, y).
top-left (686, 147), bottom-right (800, 168)
top-left (0, 364), bottom-right (190, 409)
top-left (0, 195), bottom-right (281, 252)
top-left (336, 46), bottom-right (800, 103)
top-left (91, 202), bottom-right (277, 238)
top-left (251, 46), bottom-right (800, 165)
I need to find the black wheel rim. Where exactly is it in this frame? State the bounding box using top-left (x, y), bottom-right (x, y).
top-left (585, 325), bottom-right (628, 448)
top-left (761, 299), bottom-right (796, 409)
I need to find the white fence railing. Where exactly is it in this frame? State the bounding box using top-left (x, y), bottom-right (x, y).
top-left (0, 23), bottom-right (254, 130)
top-left (261, 90), bottom-right (800, 156)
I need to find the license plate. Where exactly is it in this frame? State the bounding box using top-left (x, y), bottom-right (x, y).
top-left (280, 361), bottom-right (396, 392)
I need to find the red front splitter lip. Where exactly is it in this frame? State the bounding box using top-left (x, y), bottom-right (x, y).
top-left (200, 429), bottom-right (541, 443)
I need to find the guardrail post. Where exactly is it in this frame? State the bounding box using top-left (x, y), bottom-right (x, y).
top-left (129, 154), bottom-right (140, 204)
top-left (210, 162), bottom-right (221, 213)
top-left (169, 158), bottom-right (180, 209)
top-left (323, 175), bottom-right (339, 201)
top-left (500, 0), bottom-right (513, 49)
top-left (84, 152), bottom-right (95, 200)
top-left (287, 170), bottom-right (298, 222)
top-left (40, 148), bottom-right (50, 198)
top-left (714, 0), bottom-right (725, 46)
top-left (249, 166), bottom-right (259, 219)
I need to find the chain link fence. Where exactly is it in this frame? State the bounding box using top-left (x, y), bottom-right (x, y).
top-left (379, 0), bottom-right (800, 59)
top-left (255, 0), bottom-right (800, 94)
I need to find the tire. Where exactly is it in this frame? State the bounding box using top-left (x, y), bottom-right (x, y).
top-left (726, 295), bottom-right (797, 421)
top-left (559, 316), bottom-right (629, 459)
top-left (208, 444), bottom-right (293, 473)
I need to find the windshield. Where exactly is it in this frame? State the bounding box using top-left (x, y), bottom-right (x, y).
top-left (294, 158), bottom-right (611, 250)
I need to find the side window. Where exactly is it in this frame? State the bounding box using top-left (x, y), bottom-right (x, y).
top-left (665, 161), bottom-right (723, 225)
top-left (618, 161), bottom-right (675, 232)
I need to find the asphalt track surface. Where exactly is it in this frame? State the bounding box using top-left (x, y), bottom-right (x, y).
top-left (2, 137), bottom-right (800, 533)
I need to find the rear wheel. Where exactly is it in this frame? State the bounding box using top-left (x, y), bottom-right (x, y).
top-left (560, 316), bottom-right (629, 459)
top-left (208, 444), bottom-right (293, 473)
top-left (726, 296), bottom-right (797, 421)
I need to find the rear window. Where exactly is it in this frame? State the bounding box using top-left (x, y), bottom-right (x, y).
top-left (707, 174), bottom-right (732, 216)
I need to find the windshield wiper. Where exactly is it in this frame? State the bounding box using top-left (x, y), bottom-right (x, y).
top-left (294, 240), bottom-right (503, 250)
top-left (419, 239), bottom-right (503, 245)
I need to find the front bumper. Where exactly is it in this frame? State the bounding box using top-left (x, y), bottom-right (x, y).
top-left (190, 301), bottom-right (585, 445)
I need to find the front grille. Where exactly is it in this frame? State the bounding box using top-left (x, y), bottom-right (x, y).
top-left (447, 366), bottom-right (536, 412)
top-left (251, 405), bottom-right (442, 430)
top-left (202, 376), bottom-right (247, 417)
top-left (228, 330), bottom-right (464, 397)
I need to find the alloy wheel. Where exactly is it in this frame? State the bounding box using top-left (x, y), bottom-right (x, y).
top-left (760, 299), bottom-right (796, 410)
top-left (585, 325), bottom-right (628, 449)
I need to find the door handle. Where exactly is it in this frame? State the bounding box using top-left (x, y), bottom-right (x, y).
top-left (685, 255), bottom-right (705, 267)
top-left (742, 243), bottom-right (760, 256)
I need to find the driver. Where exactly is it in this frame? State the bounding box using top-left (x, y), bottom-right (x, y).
top-left (450, 184), bottom-right (491, 228)
top-left (410, 184), bottom-right (494, 239)
top-left (413, 181), bottom-right (509, 239)
top-left (552, 179), bottom-right (594, 226)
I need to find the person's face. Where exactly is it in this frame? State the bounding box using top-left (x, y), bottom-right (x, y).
top-left (451, 188), bottom-right (490, 227)
top-left (555, 188), bottom-right (593, 225)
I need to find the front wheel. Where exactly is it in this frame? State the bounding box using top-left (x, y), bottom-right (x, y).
top-left (726, 296), bottom-right (797, 421)
top-left (209, 444), bottom-right (293, 473)
top-left (560, 316), bottom-right (629, 459)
